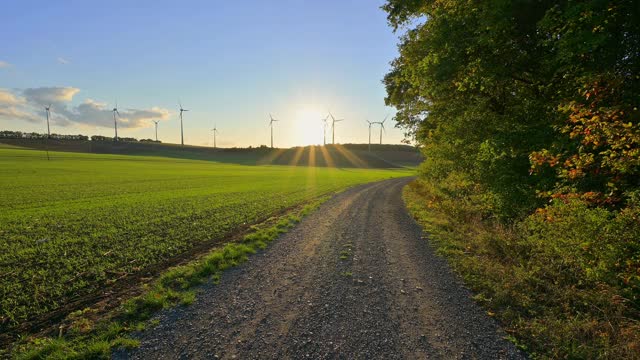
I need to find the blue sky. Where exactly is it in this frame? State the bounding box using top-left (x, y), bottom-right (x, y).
top-left (0, 0), bottom-right (404, 147)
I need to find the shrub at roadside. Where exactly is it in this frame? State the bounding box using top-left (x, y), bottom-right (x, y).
top-left (405, 179), bottom-right (640, 358)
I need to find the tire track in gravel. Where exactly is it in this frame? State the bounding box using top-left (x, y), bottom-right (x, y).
top-left (116, 177), bottom-right (525, 359)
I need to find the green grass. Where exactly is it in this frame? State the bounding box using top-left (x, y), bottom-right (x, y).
top-left (12, 193), bottom-right (328, 359)
top-left (0, 148), bottom-right (412, 327)
top-left (0, 143), bottom-right (26, 149)
top-left (340, 243), bottom-right (353, 260)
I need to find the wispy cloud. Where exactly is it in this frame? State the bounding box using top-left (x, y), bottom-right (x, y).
top-left (23, 87), bottom-right (80, 105)
top-left (57, 57), bottom-right (70, 65)
top-left (0, 61), bottom-right (11, 68)
top-left (63, 99), bottom-right (171, 128)
top-left (0, 89), bottom-right (24, 105)
top-left (0, 89), bottom-right (38, 123)
top-left (0, 106), bottom-right (40, 123)
top-left (0, 87), bottom-right (171, 129)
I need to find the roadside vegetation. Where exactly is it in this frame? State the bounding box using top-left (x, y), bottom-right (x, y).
top-left (384, 0), bottom-right (639, 358)
top-left (0, 149), bottom-right (411, 336)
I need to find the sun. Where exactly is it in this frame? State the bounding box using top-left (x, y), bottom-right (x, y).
top-left (293, 108), bottom-right (324, 146)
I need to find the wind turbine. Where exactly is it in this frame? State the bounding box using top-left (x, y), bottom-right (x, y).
top-left (269, 113), bottom-right (278, 148)
top-left (44, 104), bottom-right (51, 160)
top-left (211, 124), bottom-right (219, 149)
top-left (112, 102), bottom-right (120, 141)
top-left (378, 115), bottom-right (389, 145)
top-left (179, 101), bottom-right (189, 146)
top-left (366, 119), bottom-right (373, 152)
top-left (152, 120), bottom-right (160, 142)
top-left (321, 115), bottom-right (329, 145)
top-left (44, 104), bottom-right (52, 139)
top-left (329, 111), bottom-right (344, 144)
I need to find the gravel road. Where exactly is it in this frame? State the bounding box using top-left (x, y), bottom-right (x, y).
top-left (117, 177), bottom-right (525, 359)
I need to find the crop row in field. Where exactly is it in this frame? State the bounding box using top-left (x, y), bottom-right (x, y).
top-left (0, 149), bottom-right (411, 327)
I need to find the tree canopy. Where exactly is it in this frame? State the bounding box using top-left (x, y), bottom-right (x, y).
top-left (384, 0), bottom-right (640, 219)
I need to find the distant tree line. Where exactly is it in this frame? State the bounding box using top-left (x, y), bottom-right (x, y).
top-left (0, 130), bottom-right (160, 143)
top-left (0, 131), bottom-right (88, 141)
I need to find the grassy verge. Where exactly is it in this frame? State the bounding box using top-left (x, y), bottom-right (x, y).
top-left (9, 196), bottom-right (329, 359)
top-left (403, 179), bottom-right (640, 359)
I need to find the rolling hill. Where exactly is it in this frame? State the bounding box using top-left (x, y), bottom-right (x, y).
top-left (0, 138), bottom-right (422, 168)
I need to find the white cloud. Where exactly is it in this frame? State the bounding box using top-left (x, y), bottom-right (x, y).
top-left (0, 106), bottom-right (40, 123)
top-left (0, 87), bottom-right (171, 129)
top-left (57, 57), bottom-right (70, 65)
top-left (0, 89), bottom-right (38, 123)
top-left (0, 89), bottom-right (23, 105)
top-left (0, 61), bottom-right (11, 68)
top-left (23, 87), bottom-right (80, 106)
top-left (62, 99), bottom-right (171, 129)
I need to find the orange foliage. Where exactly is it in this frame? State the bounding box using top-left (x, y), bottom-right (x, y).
top-left (530, 80), bottom-right (639, 206)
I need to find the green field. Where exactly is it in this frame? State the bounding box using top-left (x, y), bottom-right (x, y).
top-left (0, 148), bottom-right (412, 327)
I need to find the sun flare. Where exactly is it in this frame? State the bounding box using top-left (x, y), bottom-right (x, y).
top-left (293, 108), bottom-right (324, 146)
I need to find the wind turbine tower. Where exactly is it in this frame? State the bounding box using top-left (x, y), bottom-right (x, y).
top-left (378, 115), bottom-right (389, 144)
top-left (112, 102), bottom-right (120, 141)
top-left (44, 104), bottom-right (52, 139)
top-left (211, 124), bottom-right (219, 149)
top-left (44, 104), bottom-right (51, 160)
top-left (366, 119), bottom-right (373, 152)
top-left (152, 120), bottom-right (160, 142)
top-left (321, 115), bottom-right (329, 145)
top-left (179, 102), bottom-right (189, 146)
top-left (329, 111), bottom-right (344, 144)
top-left (269, 113), bottom-right (279, 148)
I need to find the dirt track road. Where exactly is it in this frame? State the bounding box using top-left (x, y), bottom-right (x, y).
top-left (118, 178), bottom-right (525, 359)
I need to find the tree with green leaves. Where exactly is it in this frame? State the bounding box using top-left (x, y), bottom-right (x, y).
top-left (383, 0), bottom-right (639, 218)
